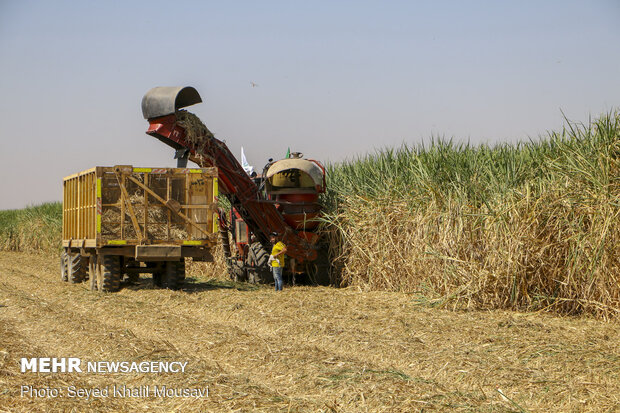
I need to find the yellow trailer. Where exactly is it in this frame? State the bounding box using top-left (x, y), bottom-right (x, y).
top-left (61, 165), bottom-right (218, 292)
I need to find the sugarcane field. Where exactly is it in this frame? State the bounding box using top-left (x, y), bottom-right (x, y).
top-left (1, 2), bottom-right (619, 412)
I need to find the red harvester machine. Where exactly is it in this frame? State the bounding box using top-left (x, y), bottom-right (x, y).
top-left (141, 86), bottom-right (331, 284)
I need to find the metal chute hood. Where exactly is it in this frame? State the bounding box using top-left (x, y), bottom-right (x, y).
top-left (141, 86), bottom-right (202, 119)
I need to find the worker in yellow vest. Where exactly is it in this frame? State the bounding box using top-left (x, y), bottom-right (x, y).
top-left (268, 232), bottom-right (287, 291)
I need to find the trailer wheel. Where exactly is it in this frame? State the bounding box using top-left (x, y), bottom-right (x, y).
top-left (163, 260), bottom-right (184, 290)
top-left (176, 259), bottom-right (186, 284)
top-left (68, 253), bottom-right (87, 284)
top-left (124, 257), bottom-right (140, 283)
top-left (101, 255), bottom-right (121, 292)
top-left (246, 242), bottom-right (272, 284)
top-left (153, 272), bottom-right (163, 287)
top-left (60, 250), bottom-right (69, 282)
top-left (147, 262), bottom-right (164, 287)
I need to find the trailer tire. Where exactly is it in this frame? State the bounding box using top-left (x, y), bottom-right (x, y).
top-left (124, 257), bottom-right (140, 283)
top-left (163, 260), bottom-right (184, 290)
top-left (175, 259), bottom-right (186, 284)
top-left (101, 255), bottom-right (121, 292)
top-left (153, 273), bottom-right (163, 287)
top-left (146, 262), bottom-right (163, 287)
top-left (60, 251), bottom-right (69, 282)
top-left (68, 253), bottom-right (87, 284)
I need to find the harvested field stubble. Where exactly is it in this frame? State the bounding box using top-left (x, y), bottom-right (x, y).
top-left (187, 240), bottom-right (229, 278)
top-left (324, 111), bottom-right (620, 318)
top-left (0, 251), bottom-right (618, 412)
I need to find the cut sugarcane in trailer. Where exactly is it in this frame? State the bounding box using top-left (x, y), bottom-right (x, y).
top-left (61, 165), bottom-right (218, 291)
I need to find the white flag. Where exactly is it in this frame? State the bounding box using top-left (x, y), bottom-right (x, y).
top-left (241, 147), bottom-right (254, 175)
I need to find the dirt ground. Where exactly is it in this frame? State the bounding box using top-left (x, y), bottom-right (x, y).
top-left (0, 252), bottom-right (618, 412)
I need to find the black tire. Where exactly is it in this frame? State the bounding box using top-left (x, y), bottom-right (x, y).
top-left (101, 255), bottom-right (121, 292)
top-left (249, 242), bottom-right (270, 267)
top-left (146, 262), bottom-right (163, 287)
top-left (60, 250), bottom-right (69, 282)
top-left (246, 242), bottom-right (272, 284)
top-left (68, 253), bottom-right (87, 284)
top-left (124, 257), bottom-right (140, 283)
top-left (227, 259), bottom-right (246, 282)
top-left (163, 260), bottom-right (184, 290)
top-left (176, 259), bottom-right (186, 284)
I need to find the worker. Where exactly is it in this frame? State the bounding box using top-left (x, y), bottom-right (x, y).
top-left (268, 232), bottom-right (287, 291)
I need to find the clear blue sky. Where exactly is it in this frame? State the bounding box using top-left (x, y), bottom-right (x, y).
top-left (1, 0), bottom-right (618, 209)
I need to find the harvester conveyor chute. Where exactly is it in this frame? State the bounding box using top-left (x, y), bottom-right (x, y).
top-left (141, 86), bottom-right (318, 263)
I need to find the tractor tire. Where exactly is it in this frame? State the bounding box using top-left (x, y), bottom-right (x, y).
top-left (100, 255), bottom-right (121, 292)
top-left (246, 242), bottom-right (272, 284)
top-left (228, 259), bottom-right (246, 282)
top-left (68, 253), bottom-right (87, 284)
top-left (60, 250), bottom-right (69, 282)
top-left (163, 260), bottom-right (184, 290)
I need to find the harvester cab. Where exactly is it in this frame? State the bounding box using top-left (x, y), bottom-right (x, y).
top-left (141, 86), bottom-right (331, 285)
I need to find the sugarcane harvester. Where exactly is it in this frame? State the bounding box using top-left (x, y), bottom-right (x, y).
top-left (141, 86), bottom-right (330, 284)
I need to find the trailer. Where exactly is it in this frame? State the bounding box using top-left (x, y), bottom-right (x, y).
top-left (61, 165), bottom-right (218, 292)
